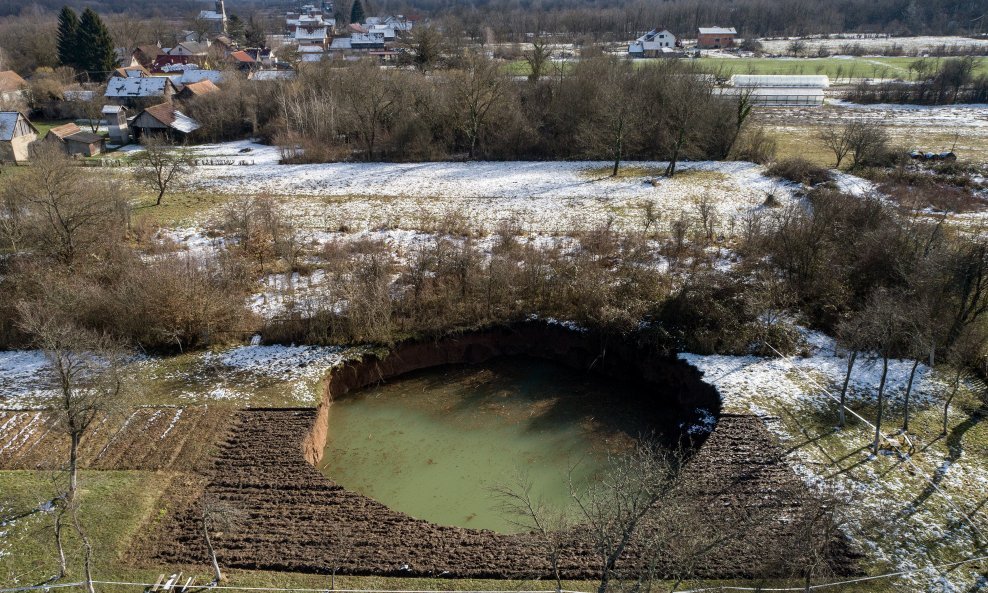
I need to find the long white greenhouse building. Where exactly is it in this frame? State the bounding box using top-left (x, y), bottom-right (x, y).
top-left (726, 74), bottom-right (830, 107)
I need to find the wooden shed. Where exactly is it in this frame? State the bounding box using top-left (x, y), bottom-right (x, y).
top-left (43, 122), bottom-right (105, 157)
top-left (132, 103), bottom-right (201, 140)
top-left (0, 111), bottom-right (38, 163)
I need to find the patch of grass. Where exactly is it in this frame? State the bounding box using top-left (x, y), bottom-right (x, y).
top-left (131, 191), bottom-right (235, 228)
top-left (0, 470), bottom-right (174, 587)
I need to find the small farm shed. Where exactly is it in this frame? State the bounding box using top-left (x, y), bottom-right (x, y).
top-left (697, 27), bottom-right (737, 49)
top-left (102, 105), bottom-right (131, 145)
top-left (729, 74), bottom-right (829, 107)
top-left (43, 123), bottom-right (104, 157)
top-left (132, 103), bottom-right (200, 139)
top-left (0, 111), bottom-right (38, 163)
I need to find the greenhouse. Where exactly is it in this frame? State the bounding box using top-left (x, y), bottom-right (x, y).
top-left (730, 74), bottom-right (831, 88)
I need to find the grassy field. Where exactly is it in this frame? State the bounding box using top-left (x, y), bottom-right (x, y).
top-left (505, 56), bottom-right (988, 81)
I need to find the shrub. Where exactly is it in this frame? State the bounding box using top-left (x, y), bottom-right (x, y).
top-left (767, 158), bottom-right (832, 186)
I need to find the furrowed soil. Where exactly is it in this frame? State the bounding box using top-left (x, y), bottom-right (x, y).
top-left (140, 409), bottom-right (858, 579)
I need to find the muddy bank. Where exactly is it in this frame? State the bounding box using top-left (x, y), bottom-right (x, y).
top-left (304, 322), bottom-right (721, 464)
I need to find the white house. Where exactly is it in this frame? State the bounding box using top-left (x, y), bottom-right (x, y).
top-left (628, 29), bottom-right (679, 58)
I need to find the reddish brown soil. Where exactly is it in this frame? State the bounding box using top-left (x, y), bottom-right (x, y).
top-left (0, 406), bottom-right (233, 471)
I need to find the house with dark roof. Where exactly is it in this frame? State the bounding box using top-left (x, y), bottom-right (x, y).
top-left (133, 45), bottom-right (164, 69)
top-left (132, 103), bottom-right (201, 139)
top-left (42, 122), bottom-right (104, 157)
top-left (0, 111), bottom-right (38, 163)
top-left (104, 76), bottom-right (177, 109)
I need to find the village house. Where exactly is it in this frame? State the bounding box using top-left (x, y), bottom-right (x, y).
top-left (177, 79), bottom-right (220, 101)
top-left (697, 27), bottom-right (738, 49)
top-left (364, 15), bottom-right (413, 32)
top-left (42, 122), bottom-right (104, 157)
top-left (104, 77), bottom-right (177, 109)
top-left (0, 112), bottom-right (38, 163)
top-left (133, 45), bottom-right (164, 69)
top-left (169, 69), bottom-right (225, 88)
top-left (102, 105), bottom-right (130, 145)
top-left (167, 41), bottom-right (211, 57)
top-left (628, 29), bottom-right (681, 58)
top-left (0, 71), bottom-right (28, 105)
top-left (198, 0), bottom-right (228, 34)
top-left (112, 65), bottom-right (150, 79)
top-left (131, 103), bottom-right (200, 140)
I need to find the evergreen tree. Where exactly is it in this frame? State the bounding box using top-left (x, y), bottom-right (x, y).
top-left (227, 14), bottom-right (247, 45)
top-left (56, 6), bottom-right (81, 70)
top-left (350, 0), bottom-right (365, 24)
top-left (77, 8), bottom-right (117, 82)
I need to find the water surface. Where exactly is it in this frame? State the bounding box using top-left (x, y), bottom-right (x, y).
top-left (319, 357), bottom-right (664, 533)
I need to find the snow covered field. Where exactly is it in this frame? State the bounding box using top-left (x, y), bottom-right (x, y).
top-left (682, 331), bottom-right (988, 591)
top-left (181, 141), bottom-right (798, 234)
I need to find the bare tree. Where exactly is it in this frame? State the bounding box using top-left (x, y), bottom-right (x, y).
top-left (341, 61), bottom-right (402, 160)
top-left (16, 300), bottom-right (126, 497)
top-left (133, 136), bottom-right (194, 206)
top-left (449, 54), bottom-right (509, 159)
top-left (818, 122), bottom-right (856, 169)
top-left (4, 142), bottom-right (124, 264)
top-left (834, 312), bottom-right (868, 428)
top-left (572, 57), bottom-right (644, 177)
top-left (663, 69), bottom-right (713, 177)
top-left (524, 38), bottom-right (552, 83)
top-left (858, 290), bottom-right (906, 455)
top-left (941, 326), bottom-right (985, 435)
top-left (15, 302), bottom-right (127, 593)
top-left (570, 441), bottom-right (681, 593)
top-left (493, 471), bottom-right (572, 591)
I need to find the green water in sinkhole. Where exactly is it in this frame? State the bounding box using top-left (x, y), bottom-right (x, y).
top-left (318, 356), bottom-right (671, 533)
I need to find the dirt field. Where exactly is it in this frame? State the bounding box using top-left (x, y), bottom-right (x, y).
top-left (140, 409), bottom-right (857, 580)
top-left (0, 406), bottom-right (233, 471)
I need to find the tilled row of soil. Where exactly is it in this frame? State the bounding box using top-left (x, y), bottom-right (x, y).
top-left (142, 409), bottom-right (857, 579)
top-left (0, 406), bottom-right (233, 471)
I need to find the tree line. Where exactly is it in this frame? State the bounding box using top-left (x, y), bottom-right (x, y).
top-left (187, 55), bottom-right (765, 172)
top-left (846, 56), bottom-right (988, 104)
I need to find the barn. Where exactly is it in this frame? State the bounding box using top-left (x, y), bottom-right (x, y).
top-left (43, 123), bottom-right (105, 157)
top-left (132, 103), bottom-right (201, 140)
top-left (697, 27), bottom-right (737, 49)
top-left (729, 75), bottom-right (829, 107)
top-left (0, 111), bottom-right (38, 163)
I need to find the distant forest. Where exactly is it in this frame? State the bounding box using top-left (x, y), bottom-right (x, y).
top-left (1, 0), bottom-right (986, 38)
